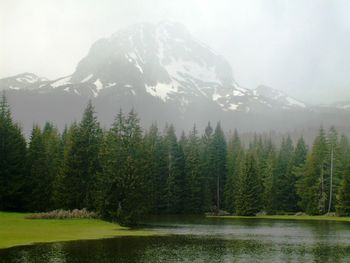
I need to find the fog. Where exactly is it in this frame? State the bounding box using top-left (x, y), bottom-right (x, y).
top-left (1, 0), bottom-right (350, 104)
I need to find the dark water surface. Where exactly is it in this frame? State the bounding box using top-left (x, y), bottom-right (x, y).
top-left (1, 216), bottom-right (350, 262)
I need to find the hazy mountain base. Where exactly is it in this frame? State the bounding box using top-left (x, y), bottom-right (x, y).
top-left (6, 89), bottom-right (350, 144)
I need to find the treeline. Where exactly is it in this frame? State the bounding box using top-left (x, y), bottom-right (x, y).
top-left (1, 94), bottom-right (350, 225)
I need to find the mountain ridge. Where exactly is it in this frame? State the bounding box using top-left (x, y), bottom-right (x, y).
top-left (0, 21), bottom-right (348, 135)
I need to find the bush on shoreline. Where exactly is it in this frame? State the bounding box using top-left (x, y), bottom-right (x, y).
top-left (26, 209), bottom-right (98, 219)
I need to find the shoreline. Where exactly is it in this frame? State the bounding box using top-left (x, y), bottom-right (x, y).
top-left (208, 215), bottom-right (350, 222)
top-left (3, 212), bottom-right (350, 250)
top-left (0, 212), bottom-right (157, 250)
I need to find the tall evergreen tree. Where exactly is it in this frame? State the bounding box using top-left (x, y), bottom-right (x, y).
top-left (297, 128), bottom-right (328, 214)
top-left (183, 125), bottom-right (202, 213)
top-left (52, 123), bottom-right (76, 208)
top-left (235, 152), bottom-right (261, 216)
top-left (26, 125), bottom-right (61, 211)
top-left (59, 101), bottom-right (102, 210)
top-left (336, 161), bottom-right (350, 216)
top-left (262, 145), bottom-right (276, 214)
top-left (42, 123), bottom-right (63, 209)
top-left (199, 122), bottom-right (214, 212)
top-left (338, 135), bottom-right (350, 181)
top-left (144, 123), bottom-right (168, 214)
top-left (223, 129), bottom-right (242, 213)
top-left (289, 136), bottom-right (308, 212)
top-left (292, 137), bottom-right (308, 168)
top-left (97, 109), bottom-right (149, 225)
top-left (273, 136), bottom-right (295, 212)
top-left (0, 93), bottom-right (27, 211)
top-left (212, 122), bottom-right (227, 211)
top-left (164, 124), bottom-right (186, 213)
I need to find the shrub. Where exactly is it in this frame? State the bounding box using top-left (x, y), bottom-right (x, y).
top-left (26, 208), bottom-right (98, 219)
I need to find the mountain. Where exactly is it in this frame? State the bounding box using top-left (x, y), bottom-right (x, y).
top-left (0, 73), bottom-right (48, 91)
top-left (331, 101), bottom-right (350, 110)
top-left (1, 22), bottom-right (349, 135)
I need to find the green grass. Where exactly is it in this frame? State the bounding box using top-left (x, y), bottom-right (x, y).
top-left (208, 214), bottom-right (350, 222)
top-left (0, 212), bottom-right (155, 249)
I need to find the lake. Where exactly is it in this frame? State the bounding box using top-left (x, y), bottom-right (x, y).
top-left (1, 216), bottom-right (350, 262)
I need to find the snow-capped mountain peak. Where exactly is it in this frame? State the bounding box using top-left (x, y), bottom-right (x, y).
top-left (0, 22), bottom-right (311, 113)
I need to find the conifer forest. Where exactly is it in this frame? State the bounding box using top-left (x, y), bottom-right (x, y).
top-left (2, 94), bottom-right (350, 226)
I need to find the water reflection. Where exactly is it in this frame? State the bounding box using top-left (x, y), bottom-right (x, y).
top-left (1, 218), bottom-right (350, 263)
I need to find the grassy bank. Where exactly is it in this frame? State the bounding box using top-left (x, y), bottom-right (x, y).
top-left (0, 212), bottom-right (155, 249)
top-left (208, 215), bottom-right (350, 222)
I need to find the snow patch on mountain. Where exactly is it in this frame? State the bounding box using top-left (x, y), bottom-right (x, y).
top-left (82, 74), bottom-right (93, 83)
top-left (254, 85), bottom-right (306, 109)
top-left (94, 79), bottom-right (103, 92)
top-left (145, 83), bottom-right (177, 101)
top-left (51, 76), bottom-right (71, 88)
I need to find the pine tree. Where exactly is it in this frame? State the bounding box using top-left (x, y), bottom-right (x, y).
top-left (26, 124), bottom-right (61, 211)
top-left (97, 109), bottom-right (149, 225)
top-left (26, 126), bottom-right (46, 211)
top-left (117, 109), bottom-right (149, 225)
top-left (289, 136), bottom-right (308, 212)
top-left (297, 128), bottom-right (328, 214)
top-left (254, 137), bottom-right (273, 212)
top-left (336, 162), bottom-right (350, 216)
top-left (0, 93), bottom-right (27, 211)
top-left (183, 125), bottom-right (202, 213)
top-left (273, 136), bottom-right (295, 212)
top-left (338, 135), bottom-right (350, 181)
top-left (164, 124), bottom-right (186, 214)
top-left (59, 101), bottom-right (102, 210)
top-left (42, 123), bottom-right (63, 209)
top-left (262, 146), bottom-right (276, 214)
top-left (235, 152), bottom-right (261, 216)
top-left (336, 135), bottom-right (350, 212)
top-left (52, 123), bottom-right (76, 209)
top-left (212, 122), bottom-right (227, 212)
top-left (223, 129), bottom-right (242, 213)
top-left (293, 137), bottom-right (308, 168)
top-left (144, 123), bottom-right (168, 214)
top-left (326, 127), bottom-right (340, 212)
top-left (199, 122), bottom-right (215, 212)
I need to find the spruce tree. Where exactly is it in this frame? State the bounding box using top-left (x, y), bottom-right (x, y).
top-left (326, 127), bottom-right (340, 212)
top-left (97, 109), bottom-right (149, 225)
top-left (183, 125), bottom-right (202, 213)
top-left (26, 126), bottom-right (52, 211)
top-left (273, 136), bottom-right (295, 212)
top-left (212, 122), bottom-right (227, 212)
top-left (223, 129), bottom-right (242, 213)
top-left (144, 123), bottom-right (168, 214)
top-left (164, 124), bottom-right (186, 214)
top-left (200, 122), bottom-right (215, 211)
top-left (293, 137), bottom-right (308, 167)
top-left (0, 93), bottom-right (27, 211)
top-left (262, 146), bottom-right (276, 214)
top-left (117, 109), bottom-right (149, 225)
top-left (59, 101), bottom-right (102, 210)
top-left (289, 136), bottom-right (308, 212)
top-left (336, 162), bottom-right (350, 216)
top-left (235, 153), bottom-right (260, 216)
top-left (338, 135), bottom-right (350, 181)
top-left (42, 123), bottom-right (63, 209)
top-left (297, 128), bottom-right (328, 214)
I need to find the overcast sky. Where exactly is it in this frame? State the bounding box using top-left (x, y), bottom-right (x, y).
top-left (1, 0), bottom-right (350, 104)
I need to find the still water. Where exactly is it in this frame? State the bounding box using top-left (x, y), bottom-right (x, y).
top-left (1, 216), bottom-right (350, 262)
